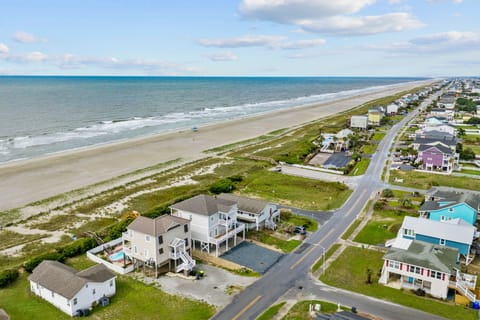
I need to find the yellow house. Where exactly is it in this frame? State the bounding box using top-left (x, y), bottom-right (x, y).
top-left (368, 108), bottom-right (383, 126)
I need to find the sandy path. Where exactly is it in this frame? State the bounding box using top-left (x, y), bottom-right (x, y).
top-left (0, 81), bottom-right (433, 211)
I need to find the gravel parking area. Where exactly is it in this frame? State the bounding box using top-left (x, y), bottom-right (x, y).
top-left (152, 264), bottom-right (256, 308)
top-left (220, 241), bottom-right (284, 274)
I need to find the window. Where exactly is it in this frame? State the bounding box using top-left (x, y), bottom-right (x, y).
top-left (403, 229), bottom-right (414, 237)
top-left (449, 207), bottom-right (454, 212)
top-left (85, 284), bottom-right (88, 288)
top-left (51, 291), bottom-right (54, 298)
top-left (159, 248), bottom-right (164, 255)
top-left (110, 280), bottom-right (113, 287)
top-left (431, 271), bottom-right (436, 278)
top-left (391, 261), bottom-right (400, 269)
top-left (185, 238), bottom-right (189, 247)
top-left (144, 249), bottom-right (149, 258)
top-left (145, 235), bottom-right (151, 242)
top-left (134, 245), bottom-right (137, 253)
top-left (437, 272), bottom-right (442, 280)
top-left (184, 224), bottom-right (189, 233)
top-left (440, 239), bottom-right (446, 246)
top-left (93, 289), bottom-right (96, 295)
top-left (74, 298), bottom-right (77, 305)
top-left (440, 216), bottom-right (445, 221)
top-left (158, 236), bottom-right (163, 244)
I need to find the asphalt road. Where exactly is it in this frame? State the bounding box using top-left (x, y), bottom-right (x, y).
top-left (212, 90), bottom-right (446, 320)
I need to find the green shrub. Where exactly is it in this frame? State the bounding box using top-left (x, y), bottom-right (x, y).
top-left (209, 178), bottom-right (235, 194)
top-left (228, 175), bottom-right (243, 182)
top-left (57, 238), bottom-right (97, 258)
top-left (24, 252), bottom-right (65, 273)
top-left (381, 189), bottom-right (394, 198)
top-left (0, 269), bottom-right (19, 288)
top-left (143, 206), bottom-right (170, 218)
top-left (103, 217), bottom-right (135, 242)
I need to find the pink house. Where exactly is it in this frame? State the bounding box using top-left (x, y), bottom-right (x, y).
top-left (417, 143), bottom-right (457, 173)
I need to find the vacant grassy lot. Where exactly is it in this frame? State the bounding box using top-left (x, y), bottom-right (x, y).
top-left (0, 256), bottom-right (215, 320)
top-left (239, 170), bottom-right (352, 211)
top-left (349, 158), bottom-right (370, 176)
top-left (360, 144), bottom-right (377, 155)
top-left (320, 247), bottom-right (476, 320)
top-left (390, 170), bottom-right (480, 190)
top-left (372, 132), bottom-right (386, 142)
top-left (247, 230), bottom-right (301, 253)
top-left (354, 207), bottom-right (416, 246)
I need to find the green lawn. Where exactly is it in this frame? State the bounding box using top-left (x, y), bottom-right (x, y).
top-left (239, 170), bottom-right (352, 211)
top-left (460, 169), bottom-right (480, 176)
top-left (312, 243), bottom-right (341, 273)
top-left (463, 144), bottom-right (480, 154)
top-left (257, 302), bottom-right (286, 320)
top-left (284, 214), bottom-right (318, 232)
top-left (348, 158), bottom-right (370, 176)
top-left (341, 219), bottom-right (362, 240)
top-left (390, 170), bottom-right (480, 190)
top-left (320, 247), bottom-right (476, 320)
top-left (282, 300), bottom-right (347, 320)
top-left (354, 207), bottom-right (417, 246)
top-left (372, 132), bottom-right (386, 142)
top-left (360, 144), bottom-right (377, 155)
top-left (0, 256), bottom-right (215, 320)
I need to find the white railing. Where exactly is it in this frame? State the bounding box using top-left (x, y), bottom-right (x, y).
top-left (209, 223), bottom-right (245, 245)
top-left (456, 281), bottom-right (477, 302)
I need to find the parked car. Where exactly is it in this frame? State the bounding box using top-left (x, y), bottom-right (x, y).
top-left (294, 226), bottom-right (306, 235)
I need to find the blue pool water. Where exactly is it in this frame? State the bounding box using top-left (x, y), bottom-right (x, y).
top-left (109, 250), bottom-right (124, 261)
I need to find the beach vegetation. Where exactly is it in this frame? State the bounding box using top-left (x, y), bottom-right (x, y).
top-left (320, 247), bottom-right (476, 320)
top-left (0, 230), bottom-right (47, 251)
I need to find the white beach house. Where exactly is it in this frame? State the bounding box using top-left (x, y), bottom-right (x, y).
top-left (29, 261), bottom-right (116, 316)
top-left (169, 194), bottom-right (245, 256)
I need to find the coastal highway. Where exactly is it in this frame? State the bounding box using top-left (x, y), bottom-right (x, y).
top-left (212, 90), bottom-right (444, 320)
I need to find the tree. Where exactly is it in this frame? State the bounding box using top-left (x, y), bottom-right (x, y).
top-left (466, 117), bottom-right (480, 125)
top-left (460, 148), bottom-right (476, 161)
top-left (457, 127), bottom-right (466, 137)
top-left (381, 188), bottom-right (394, 198)
top-left (401, 198), bottom-right (413, 209)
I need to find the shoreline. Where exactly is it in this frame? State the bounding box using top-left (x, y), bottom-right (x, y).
top-left (0, 80), bottom-right (434, 211)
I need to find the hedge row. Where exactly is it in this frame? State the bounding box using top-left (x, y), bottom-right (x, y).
top-left (0, 269), bottom-right (19, 288)
top-left (24, 237), bottom-right (97, 273)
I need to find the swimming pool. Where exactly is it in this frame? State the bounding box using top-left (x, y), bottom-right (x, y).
top-left (109, 250), bottom-right (124, 261)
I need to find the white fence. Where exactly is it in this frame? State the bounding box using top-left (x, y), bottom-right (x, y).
top-left (86, 237), bottom-right (134, 275)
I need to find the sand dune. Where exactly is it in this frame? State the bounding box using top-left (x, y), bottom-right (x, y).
top-left (0, 80), bottom-right (433, 211)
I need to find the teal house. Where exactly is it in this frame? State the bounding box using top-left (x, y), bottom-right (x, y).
top-left (420, 189), bottom-right (479, 226)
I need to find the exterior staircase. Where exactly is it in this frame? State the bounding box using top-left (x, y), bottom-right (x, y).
top-left (170, 237), bottom-right (196, 273)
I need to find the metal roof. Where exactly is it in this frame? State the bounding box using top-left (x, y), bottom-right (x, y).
top-left (402, 216), bottom-right (475, 245)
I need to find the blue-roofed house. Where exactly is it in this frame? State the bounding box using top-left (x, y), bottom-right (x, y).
top-left (387, 216), bottom-right (477, 264)
top-left (419, 189), bottom-right (479, 225)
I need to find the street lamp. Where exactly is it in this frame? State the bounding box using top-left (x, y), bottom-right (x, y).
top-left (319, 245), bottom-right (326, 275)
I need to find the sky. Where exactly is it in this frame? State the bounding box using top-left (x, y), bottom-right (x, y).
top-left (0, 0), bottom-right (479, 77)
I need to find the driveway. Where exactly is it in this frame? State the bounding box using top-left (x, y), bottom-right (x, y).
top-left (220, 241), bottom-right (284, 274)
top-left (151, 264), bottom-right (257, 308)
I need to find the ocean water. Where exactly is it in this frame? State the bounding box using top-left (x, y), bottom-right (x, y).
top-left (0, 76), bottom-right (424, 163)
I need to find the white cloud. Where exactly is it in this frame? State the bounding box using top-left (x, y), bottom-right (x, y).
top-left (198, 34), bottom-right (325, 50)
top-left (367, 31), bottom-right (480, 54)
top-left (239, 0), bottom-right (423, 36)
top-left (12, 31), bottom-right (46, 43)
top-left (300, 13), bottom-right (423, 36)
top-left (427, 0), bottom-right (463, 3)
top-left (277, 38), bottom-right (326, 49)
top-left (388, 0), bottom-right (403, 3)
top-left (198, 35), bottom-right (286, 48)
top-left (6, 51), bottom-right (49, 62)
top-left (0, 43), bottom-right (9, 54)
top-left (206, 52), bottom-right (238, 62)
top-left (239, 0), bottom-right (375, 23)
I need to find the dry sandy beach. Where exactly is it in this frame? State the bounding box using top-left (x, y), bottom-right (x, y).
top-left (0, 80), bottom-right (433, 211)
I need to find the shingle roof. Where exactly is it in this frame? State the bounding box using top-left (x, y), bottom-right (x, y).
top-left (384, 240), bottom-right (457, 273)
top-left (425, 188), bottom-right (480, 212)
top-left (415, 136), bottom-right (457, 147)
top-left (402, 216), bottom-right (475, 245)
top-left (217, 193), bottom-right (269, 215)
top-left (28, 261), bottom-right (115, 299)
top-left (418, 143), bottom-right (454, 155)
top-left (127, 215), bottom-right (189, 236)
top-left (169, 194), bottom-right (236, 216)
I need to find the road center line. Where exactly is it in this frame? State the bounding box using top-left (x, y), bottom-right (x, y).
top-left (291, 227), bottom-right (336, 270)
top-left (231, 295), bottom-right (262, 320)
